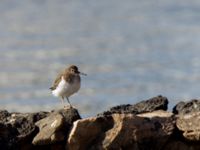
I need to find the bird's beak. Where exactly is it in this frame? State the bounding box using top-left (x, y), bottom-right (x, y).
top-left (79, 72), bottom-right (87, 76)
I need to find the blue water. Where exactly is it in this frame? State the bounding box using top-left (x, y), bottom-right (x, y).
top-left (1, 0), bottom-right (200, 117)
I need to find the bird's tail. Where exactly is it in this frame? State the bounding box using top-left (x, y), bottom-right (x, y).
top-left (49, 87), bottom-right (55, 90)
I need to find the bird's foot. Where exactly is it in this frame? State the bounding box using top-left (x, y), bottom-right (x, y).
top-left (64, 105), bottom-right (73, 109)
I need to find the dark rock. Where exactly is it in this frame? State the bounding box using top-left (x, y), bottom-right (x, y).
top-left (98, 95), bottom-right (168, 116)
top-left (0, 110), bottom-right (48, 150)
top-left (55, 108), bottom-right (81, 127)
top-left (176, 112), bottom-right (200, 141)
top-left (0, 110), bottom-right (15, 149)
top-left (163, 140), bottom-right (200, 150)
top-left (0, 123), bottom-right (18, 150)
top-left (0, 110), bottom-right (11, 122)
top-left (33, 107), bottom-right (81, 145)
top-left (12, 112), bottom-right (48, 140)
top-left (0, 107), bottom-right (81, 149)
top-left (173, 99), bottom-right (200, 115)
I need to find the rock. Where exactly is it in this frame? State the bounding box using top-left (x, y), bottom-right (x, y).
top-left (32, 113), bottom-right (65, 145)
top-left (0, 110), bottom-right (16, 149)
top-left (2, 96), bottom-right (200, 150)
top-left (137, 110), bottom-right (174, 118)
top-left (55, 108), bottom-right (81, 127)
top-left (11, 112), bottom-right (49, 140)
top-left (67, 116), bottom-right (112, 150)
top-left (0, 108), bottom-right (81, 149)
top-left (0, 122), bottom-right (17, 150)
top-left (67, 110), bottom-right (174, 150)
top-left (0, 110), bottom-right (11, 122)
top-left (173, 99), bottom-right (200, 114)
top-left (33, 107), bottom-right (81, 145)
top-left (0, 110), bottom-right (48, 149)
top-left (102, 111), bottom-right (174, 150)
top-left (176, 112), bottom-right (200, 141)
top-left (98, 95), bottom-right (168, 116)
top-left (163, 140), bottom-right (200, 150)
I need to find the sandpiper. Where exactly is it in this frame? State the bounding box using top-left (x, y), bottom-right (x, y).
top-left (50, 65), bottom-right (86, 107)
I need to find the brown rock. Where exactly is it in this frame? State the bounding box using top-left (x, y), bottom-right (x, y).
top-left (102, 111), bottom-right (174, 150)
top-left (33, 107), bottom-right (81, 145)
top-left (67, 116), bottom-right (112, 150)
top-left (137, 110), bottom-right (173, 118)
top-left (67, 110), bottom-right (174, 150)
top-left (32, 113), bottom-right (64, 145)
top-left (176, 112), bottom-right (200, 141)
top-left (102, 114), bottom-right (137, 149)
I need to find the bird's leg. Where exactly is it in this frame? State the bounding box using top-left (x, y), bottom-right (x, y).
top-left (61, 96), bottom-right (65, 107)
top-left (66, 97), bottom-right (72, 108)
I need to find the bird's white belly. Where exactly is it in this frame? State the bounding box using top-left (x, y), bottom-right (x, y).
top-left (52, 77), bottom-right (80, 98)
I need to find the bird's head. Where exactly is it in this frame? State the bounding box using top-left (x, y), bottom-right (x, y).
top-left (68, 65), bottom-right (87, 76)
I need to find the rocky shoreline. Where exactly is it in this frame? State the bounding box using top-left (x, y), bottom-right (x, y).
top-left (0, 95), bottom-right (200, 150)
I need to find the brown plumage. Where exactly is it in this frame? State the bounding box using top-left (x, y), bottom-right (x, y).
top-left (50, 65), bottom-right (80, 90)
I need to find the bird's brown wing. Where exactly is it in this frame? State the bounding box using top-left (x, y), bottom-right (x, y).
top-left (49, 72), bottom-right (64, 90)
top-left (63, 72), bottom-right (74, 84)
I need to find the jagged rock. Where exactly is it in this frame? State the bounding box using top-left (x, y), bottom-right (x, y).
top-left (0, 110), bottom-right (48, 149)
top-left (0, 110), bottom-right (16, 149)
top-left (102, 111), bottom-right (174, 150)
top-left (98, 95), bottom-right (168, 116)
top-left (32, 113), bottom-right (64, 145)
top-left (1, 96), bottom-right (200, 150)
top-left (0, 110), bottom-right (11, 122)
top-left (67, 116), bottom-right (112, 150)
top-left (0, 122), bottom-right (17, 150)
top-left (67, 110), bottom-right (174, 150)
top-left (10, 112), bottom-right (48, 140)
top-left (173, 99), bottom-right (200, 114)
top-left (33, 107), bottom-right (81, 145)
top-left (176, 112), bottom-right (200, 141)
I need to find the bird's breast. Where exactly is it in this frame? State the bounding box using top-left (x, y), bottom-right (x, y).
top-left (52, 76), bottom-right (80, 97)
